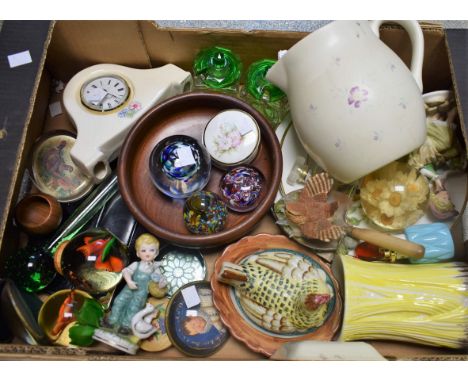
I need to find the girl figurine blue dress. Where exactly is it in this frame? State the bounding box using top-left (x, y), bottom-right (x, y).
top-left (108, 234), bottom-right (167, 333)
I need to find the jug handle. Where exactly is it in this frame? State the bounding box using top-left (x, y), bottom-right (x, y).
top-left (369, 20), bottom-right (424, 92)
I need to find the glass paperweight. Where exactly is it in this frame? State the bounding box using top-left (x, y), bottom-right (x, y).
top-left (360, 161), bottom-right (429, 231)
top-left (38, 289), bottom-right (92, 345)
top-left (149, 135), bottom-right (211, 199)
top-left (165, 281), bottom-right (228, 357)
top-left (183, 191), bottom-right (228, 234)
top-left (219, 166), bottom-right (264, 212)
top-left (59, 229), bottom-right (129, 295)
top-left (193, 46), bottom-right (242, 91)
top-left (6, 175), bottom-right (119, 293)
top-left (242, 59), bottom-right (289, 125)
top-left (156, 246), bottom-right (206, 296)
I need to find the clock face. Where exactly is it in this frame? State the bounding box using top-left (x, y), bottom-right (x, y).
top-left (80, 75), bottom-right (130, 112)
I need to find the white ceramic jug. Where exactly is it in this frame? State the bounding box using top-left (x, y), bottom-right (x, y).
top-left (267, 20), bottom-right (426, 183)
top-left (64, 64), bottom-right (192, 183)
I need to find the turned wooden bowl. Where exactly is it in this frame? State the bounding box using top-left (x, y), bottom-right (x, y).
top-left (14, 193), bottom-right (62, 236)
top-left (118, 92), bottom-right (282, 248)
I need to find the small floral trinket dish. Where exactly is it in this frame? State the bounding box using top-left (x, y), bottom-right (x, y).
top-left (203, 109), bottom-right (261, 169)
top-left (156, 246), bottom-right (207, 296)
top-left (219, 166), bottom-right (264, 212)
top-left (166, 281), bottom-right (229, 357)
top-left (149, 135), bottom-right (211, 199)
top-left (183, 191), bottom-right (228, 234)
top-left (29, 130), bottom-right (93, 203)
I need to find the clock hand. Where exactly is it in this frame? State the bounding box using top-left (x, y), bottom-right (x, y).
top-left (99, 93), bottom-right (112, 111)
top-left (103, 88), bottom-right (123, 99)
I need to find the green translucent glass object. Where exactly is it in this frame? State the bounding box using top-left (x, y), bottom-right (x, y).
top-left (193, 46), bottom-right (242, 89)
top-left (246, 59), bottom-right (285, 102)
top-left (242, 59), bottom-right (289, 126)
top-left (6, 174), bottom-right (119, 293)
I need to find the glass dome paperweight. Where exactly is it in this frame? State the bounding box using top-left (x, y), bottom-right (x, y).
top-left (156, 246), bottom-right (207, 296)
top-left (360, 161), bottom-right (429, 231)
top-left (183, 191), bottom-right (228, 234)
top-left (219, 166), bottom-right (264, 212)
top-left (193, 46), bottom-right (242, 91)
top-left (149, 135), bottom-right (211, 199)
top-left (59, 228), bottom-right (129, 295)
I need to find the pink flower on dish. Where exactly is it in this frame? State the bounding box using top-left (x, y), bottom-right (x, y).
top-left (228, 130), bottom-right (242, 148)
top-left (217, 136), bottom-right (232, 151)
top-left (130, 102), bottom-right (142, 110)
top-left (348, 86), bottom-right (368, 108)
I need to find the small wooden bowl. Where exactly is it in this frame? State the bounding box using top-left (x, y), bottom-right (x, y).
top-left (14, 193), bottom-right (62, 236)
top-left (118, 92), bottom-right (283, 248)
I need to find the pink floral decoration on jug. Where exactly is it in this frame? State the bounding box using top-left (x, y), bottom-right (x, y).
top-left (348, 86), bottom-right (368, 108)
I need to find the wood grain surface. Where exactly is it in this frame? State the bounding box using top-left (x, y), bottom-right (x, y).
top-left (118, 92), bottom-right (282, 248)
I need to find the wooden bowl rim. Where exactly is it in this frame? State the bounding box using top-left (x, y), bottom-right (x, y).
top-left (118, 92), bottom-right (283, 248)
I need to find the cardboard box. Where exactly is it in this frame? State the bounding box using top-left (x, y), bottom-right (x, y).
top-left (0, 20), bottom-right (467, 360)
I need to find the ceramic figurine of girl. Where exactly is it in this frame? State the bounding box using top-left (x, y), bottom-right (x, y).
top-left (107, 234), bottom-right (167, 334)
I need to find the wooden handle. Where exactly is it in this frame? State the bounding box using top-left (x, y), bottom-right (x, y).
top-left (350, 227), bottom-right (425, 259)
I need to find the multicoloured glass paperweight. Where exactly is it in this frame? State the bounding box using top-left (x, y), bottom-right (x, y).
top-left (156, 246), bottom-right (207, 296)
top-left (166, 281), bottom-right (229, 357)
top-left (59, 229), bottom-right (128, 295)
top-left (243, 59), bottom-right (289, 125)
top-left (149, 135), bottom-right (211, 199)
top-left (220, 166), bottom-right (264, 212)
top-left (193, 46), bottom-right (242, 91)
top-left (183, 191), bottom-right (228, 234)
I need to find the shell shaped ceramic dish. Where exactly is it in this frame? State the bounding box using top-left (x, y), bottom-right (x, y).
top-left (211, 234), bottom-right (342, 356)
top-left (29, 130), bottom-right (93, 203)
top-left (118, 92), bottom-right (282, 248)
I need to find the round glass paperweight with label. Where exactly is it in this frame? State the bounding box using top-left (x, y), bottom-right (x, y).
top-left (59, 229), bottom-right (129, 295)
top-left (220, 166), bottom-right (264, 212)
top-left (149, 135), bottom-right (212, 199)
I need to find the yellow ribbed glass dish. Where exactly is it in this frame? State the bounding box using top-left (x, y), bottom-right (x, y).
top-left (340, 255), bottom-right (468, 348)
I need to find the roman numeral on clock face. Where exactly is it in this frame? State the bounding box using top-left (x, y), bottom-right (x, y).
top-left (81, 74), bottom-right (130, 112)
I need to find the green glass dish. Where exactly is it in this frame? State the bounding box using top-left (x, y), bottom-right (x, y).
top-left (246, 59), bottom-right (285, 102)
top-left (193, 46), bottom-right (242, 89)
